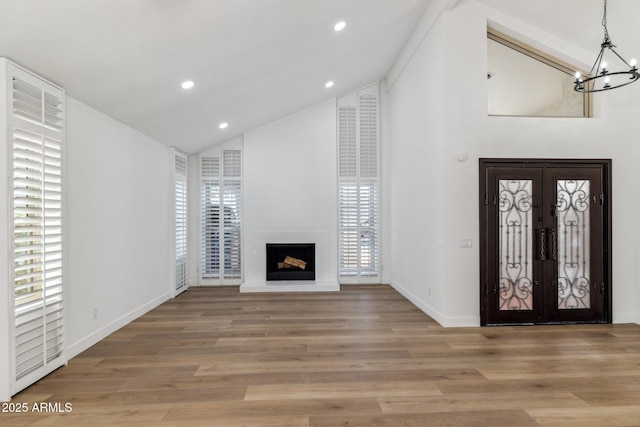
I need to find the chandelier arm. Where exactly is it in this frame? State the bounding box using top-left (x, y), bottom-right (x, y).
top-left (608, 47), bottom-right (634, 68)
top-left (589, 48), bottom-right (606, 77)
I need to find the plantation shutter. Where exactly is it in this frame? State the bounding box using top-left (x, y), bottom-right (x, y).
top-left (357, 88), bottom-right (379, 277)
top-left (9, 63), bottom-right (66, 394)
top-left (201, 155), bottom-right (221, 279)
top-left (200, 141), bottom-right (242, 284)
top-left (337, 84), bottom-right (380, 283)
top-left (173, 149), bottom-right (188, 294)
top-left (222, 149), bottom-right (242, 279)
top-left (338, 94), bottom-right (359, 277)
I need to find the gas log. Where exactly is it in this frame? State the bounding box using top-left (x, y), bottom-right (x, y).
top-left (277, 256), bottom-right (307, 270)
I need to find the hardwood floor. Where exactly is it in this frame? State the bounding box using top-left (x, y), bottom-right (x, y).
top-left (4, 285), bottom-right (640, 426)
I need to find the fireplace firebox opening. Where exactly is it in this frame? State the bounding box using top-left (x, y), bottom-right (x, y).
top-left (266, 243), bottom-right (315, 281)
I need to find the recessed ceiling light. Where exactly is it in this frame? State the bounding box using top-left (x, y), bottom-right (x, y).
top-left (334, 21), bottom-right (346, 32)
top-left (181, 80), bottom-right (194, 89)
top-left (219, 122), bottom-right (229, 129)
top-left (325, 81), bottom-right (335, 88)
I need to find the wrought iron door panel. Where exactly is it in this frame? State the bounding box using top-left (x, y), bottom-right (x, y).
top-left (480, 160), bottom-right (610, 325)
top-left (498, 179), bottom-right (534, 311)
top-left (556, 179), bottom-right (591, 310)
top-left (483, 167), bottom-right (543, 324)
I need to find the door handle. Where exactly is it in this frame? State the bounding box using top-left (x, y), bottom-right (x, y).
top-left (536, 228), bottom-right (547, 261)
top-left (536, 228), bottom-right (556, 261)
top-left (547, 228), bottom-right (557, 261)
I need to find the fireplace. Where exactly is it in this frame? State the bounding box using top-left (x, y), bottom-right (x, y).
top-left (266, 243), bottom-right (315, 281)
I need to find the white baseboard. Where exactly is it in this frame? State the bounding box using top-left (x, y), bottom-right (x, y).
top-left (67, 291), bottom-right (172, 359)
top-left (613, 313), bottom-right (640, 325)
top-left (438, 315), bottom-right (481, 328)
top-left (389, 279), bottom-right (479, 328)
top-left (390, 279), bottom-right (447, 326)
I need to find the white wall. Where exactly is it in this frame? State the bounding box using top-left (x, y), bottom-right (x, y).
top-left (243, 99), bottom-right (338, 284)
top-left (634, 92), bottom-right (640, 324)
top-left (65, 97), bottom-right (173, 357)
top-left (387, 18), bottom-right (448, 324)
top-left (387, 0), bottom-right (639, 326)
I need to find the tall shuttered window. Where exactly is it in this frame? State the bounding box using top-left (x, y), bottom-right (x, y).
top-left (173, 149), bottom-right (188, 294)
top-left (8, 62), bottom-right (66, 394)
top-left (337, 84), bottom-right (380, 283)
top-left (200, 141), bottom-right (242, 285)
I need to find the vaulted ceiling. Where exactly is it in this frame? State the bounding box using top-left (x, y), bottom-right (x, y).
top-left (1, 0), bottom-right (639, 154)
top-left (0, 0), bottom-right (433, 153)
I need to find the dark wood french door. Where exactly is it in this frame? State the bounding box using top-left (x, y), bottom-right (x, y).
top-left (480, 159), bottom-right (611, 325)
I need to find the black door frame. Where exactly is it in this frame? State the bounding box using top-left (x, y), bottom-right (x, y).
top-left (479, 158), bottom-right (612, 326)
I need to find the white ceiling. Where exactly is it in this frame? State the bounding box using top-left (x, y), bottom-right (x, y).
top-left (0, 0), bottom-right (434, 153)
top-left (2, 0), bottom-right (639, 154)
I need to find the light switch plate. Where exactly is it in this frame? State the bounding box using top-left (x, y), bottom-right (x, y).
top-left (460, 238), bottom-right (473, 248)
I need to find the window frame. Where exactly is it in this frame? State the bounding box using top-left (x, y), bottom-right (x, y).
top-left (198, 140), bottom-right (243, 286)
top-left (6, 60), bottom-right (67, 397)
top-left (337, 83), bottom-right (381, 284)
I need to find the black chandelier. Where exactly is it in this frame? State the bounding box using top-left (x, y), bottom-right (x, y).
top-left (574, 0), bottom-right (639, 93)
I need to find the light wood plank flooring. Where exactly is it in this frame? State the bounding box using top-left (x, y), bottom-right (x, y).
top-left (4, 285), bottom-right (640, 426)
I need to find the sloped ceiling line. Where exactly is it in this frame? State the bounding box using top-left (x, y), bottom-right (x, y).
top-left (386, 0), bottom-right (460, 90)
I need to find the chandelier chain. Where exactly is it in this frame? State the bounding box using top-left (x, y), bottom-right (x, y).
top-left (601, 0), bottom-right (617, 48)
top-left (602, 0), bottom-right (610, 42)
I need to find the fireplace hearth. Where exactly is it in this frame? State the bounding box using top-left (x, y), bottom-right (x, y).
top-left (266, 243), bottom-right (315, 281)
